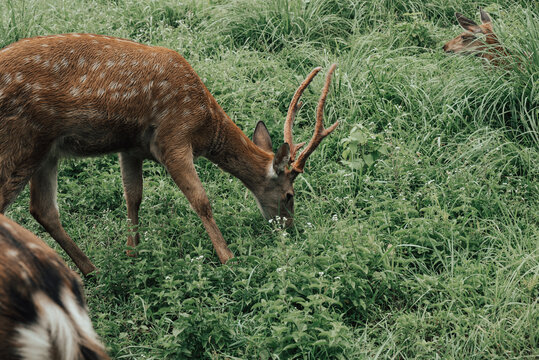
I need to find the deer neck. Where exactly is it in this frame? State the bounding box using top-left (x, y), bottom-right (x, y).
top-left (206, 104), bottom-right (272, 191)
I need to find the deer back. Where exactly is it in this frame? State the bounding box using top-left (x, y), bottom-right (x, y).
top-left (0, 34), bottom-right (214, 159)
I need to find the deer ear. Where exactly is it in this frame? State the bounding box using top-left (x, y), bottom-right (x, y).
top-left (479, 8), bottom-right (491, 24)
top-left (253, 121), bottom-right (273, 153)
top-left (456, 12), bottom-right (480, 32)
top-left (273, 143), bottom-right (290, 174)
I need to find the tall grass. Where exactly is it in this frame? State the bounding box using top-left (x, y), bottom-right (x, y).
top-left (1, 0), bottom-right (537, 358)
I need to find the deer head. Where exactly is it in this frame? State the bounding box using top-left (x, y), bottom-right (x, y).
top-left (443, 9), bottom-right (505, 61)
top-left (250, 64), bottom-right (339, 227)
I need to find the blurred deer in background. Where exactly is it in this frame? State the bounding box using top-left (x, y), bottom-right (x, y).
top-left (0, 214), bottom-right (109, 360)
top-left (443, 9), bottom-right (510, 65)
top-left (0, 33), bottom-right (338, 275)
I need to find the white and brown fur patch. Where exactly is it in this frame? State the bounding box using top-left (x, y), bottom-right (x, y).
top-left (0, 214), bottom-right (109, 360)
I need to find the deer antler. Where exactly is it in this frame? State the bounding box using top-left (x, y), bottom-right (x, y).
top-left (285, 64), bottom-right (338, 177)
top-left (284, 66), bottom-right (322, 163)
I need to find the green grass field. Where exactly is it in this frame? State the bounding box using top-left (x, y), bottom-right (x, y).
top-left (1, 0), bottom-right (538, 358)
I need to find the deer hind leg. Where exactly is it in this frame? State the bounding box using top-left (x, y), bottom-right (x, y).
top-left (29, 155), bottom-right (96, 276)
top-left (119, 152), bottom-right (143, 254)
top-left (160, 149), bottom-right (234, 264)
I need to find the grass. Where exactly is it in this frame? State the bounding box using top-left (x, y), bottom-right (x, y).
top-left (1, 0), bottom-right (538, 358)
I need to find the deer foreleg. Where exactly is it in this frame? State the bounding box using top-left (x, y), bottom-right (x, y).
top-left (161, 150), bottom-right (234, 264)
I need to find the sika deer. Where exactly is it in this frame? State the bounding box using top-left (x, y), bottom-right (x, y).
top-left (443, 9), bottom-right (509, 65)
top-left (0, 34), bottom-right (338, 275)
top-left (0, 214), bottom-right (109, 360)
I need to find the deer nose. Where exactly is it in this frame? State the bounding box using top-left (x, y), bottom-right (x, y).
top-left (443, 44), bottom-right (451, 53)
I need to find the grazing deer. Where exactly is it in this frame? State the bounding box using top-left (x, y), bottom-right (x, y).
top-left (0, 214), bottom-right (109, 360)
top-left (0, 33), bottom-right (338, 275)
top-left (443, 9), bottom-right (509, 65)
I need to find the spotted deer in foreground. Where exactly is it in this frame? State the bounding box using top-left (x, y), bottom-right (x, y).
top-left (443, 9), bottom-right (510, 65)
top-left (0, 214), bottom-right (109, 360)
top-left (0, 34), bottom-right (338, 275)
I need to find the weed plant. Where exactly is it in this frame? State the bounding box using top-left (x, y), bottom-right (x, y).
top-left (1, 0), bottom-right (537, 359)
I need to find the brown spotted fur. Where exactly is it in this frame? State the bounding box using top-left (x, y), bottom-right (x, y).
top-left (0, 34), bottom-right (335, 274)
top-left (0, 214), bottom-right (109, 360)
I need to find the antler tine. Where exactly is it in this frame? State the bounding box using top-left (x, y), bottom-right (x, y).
top-left (284, 66), bottom-right (322, 162)
top-left (291, 63), bottom-right (339, 175)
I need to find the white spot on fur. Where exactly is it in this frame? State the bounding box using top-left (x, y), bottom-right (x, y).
top-left (106, 60), bottom-right (115, 68)
top-left (142, 81), bottom-right (153, 94)
top-left (78, 58), bottom-right (86, 67)
top-left (158, 81), bottom-right (169, 89)
top-left (60, 58), bottom-right (69, 68)
top-left (42, 59), bottom-right (50, 68)
top-left (33, 55), bottom-right (41, 63)
top-left (122, 89), bottom-right (138, 100)
top-left (183, 95), bottom-right (191, 103)
top-left (97, 89), bottom-right (105, 97)
top-left (7, 249), bottom-right (18, 257)
top-left (52, 63), bottom-right (61, 73)
top-left (15, 72), bottom-right (23, 83)
top-left (131, 60), bottom-right (139, 66)
top-left (27, 242), bottom-right (41, 250)
top-left (71, 33), bottom-right (81, 37)
top-left (1, 220), bottom-right (14, 231)
top-left (41, 44), bottom-right (49, 47)
top-left (182, 109), bottom-right (191, 116)
top-left (108, 81), bottom-right (121, 90)
top-left (104, 45), bottom-right (111, 49)
top-left (79, 75), bottom-right (87, 83)
top-left (70, 87), bottom-right (80, 97)
top-left (90, 62), bottom-right (101, 71)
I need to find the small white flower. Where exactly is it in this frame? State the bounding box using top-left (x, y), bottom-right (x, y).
top-left (332, 214), bottom-right (338, 222)
top-left (335, 276), bottom-right (341, 280)
top-left (165, 276), bottom-right (171, 280)
top-left (268, 218), bottom-right (273, 224)
top-left (318, 272), bottom-right (324, 277)
top-left (306, 222), bottom-right (313, 228)
top-left (276, 267), bottom-right (285, 273)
